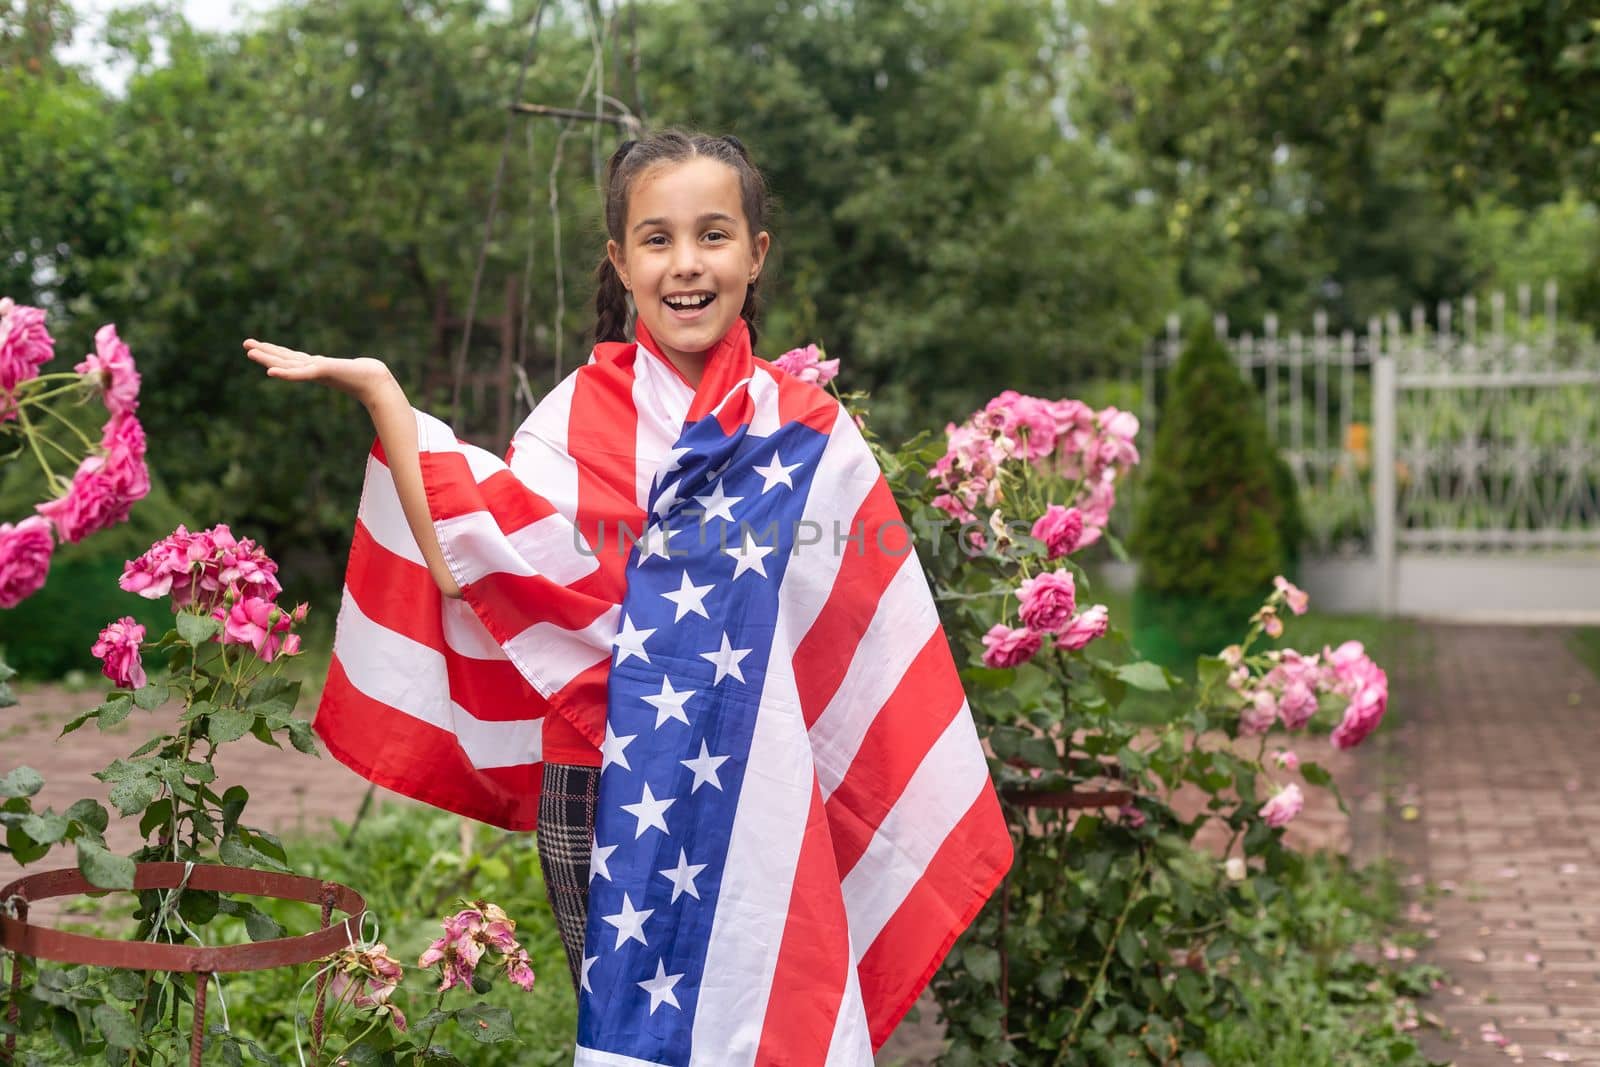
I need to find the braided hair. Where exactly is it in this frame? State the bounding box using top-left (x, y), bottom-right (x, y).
top-left (593, 130), bottom-right (772, 349)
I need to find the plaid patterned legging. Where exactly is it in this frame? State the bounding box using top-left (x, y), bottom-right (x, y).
top-left (536, 762), bottom-right (600, 993)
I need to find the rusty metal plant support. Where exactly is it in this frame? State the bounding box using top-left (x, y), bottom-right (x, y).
top-left (1, 863), bottom-right (366, 1065)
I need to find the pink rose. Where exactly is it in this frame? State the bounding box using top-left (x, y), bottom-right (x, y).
top-left (1260, 783), bottom-right (1305, 828)
top-left (1240, 689), bottom-right (1278, 735)
top-left (1330, 675), bottom-right (1388, 750)
top-left (0, 516), bottom-right (54, 608)
top-left (1277, 679), bottom-right (1318, 729)
top-left (1116, 804), bottom-right (1146, 829)
top-left (74, 324), bottom-right (140, 415)
top-left (1030, 505), bottom-right (1084, 560)
top-left (986, 391), bottom-right (1056, 460)
top-left (92, 616), bottom-right (147, 690)
top-left (772, 343), bottom-right (839, 385)
top-left (223, 595), bottom-right (296, 662)
top-left (1055, 604), bottom-right (1109, 651)
top-left (1017, 570), bottom-right (1077, 635)
top-left (1274, 750), bottom-right (1300, 772)
top-left (1273, 575), bottom-right (1309, 616)
top-left (505, 949), bottom-right (536, 991)
top-left (1095, 406), bottom-right (1141, 469)
top-left (1074, 474), bottom-right (1117, 550)
top-left (981, 623), bottom-right (1041, 668)
top-left (35, 455), bottom-right (136, 543)
top-left (1260, 607), bottom-right (1284, 639)
top-left (0, 299), bottom-right (54, 405)
top-left (100, 413), bottom-right (151, 501)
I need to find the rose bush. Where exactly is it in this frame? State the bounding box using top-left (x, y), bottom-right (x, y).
top-left (858, 379), bottom-right (1416, 1063)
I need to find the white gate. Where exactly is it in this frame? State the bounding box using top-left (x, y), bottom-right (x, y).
top-left (1141, 283), bottom-right (1600, 621)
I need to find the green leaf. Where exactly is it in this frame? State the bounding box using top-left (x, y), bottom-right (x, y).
top-left (64, 798), bottom-right (108, 834)
top-left (76, 839), bottom-right (135, 890)
top-left (243, 906), bottom-right (285, 942)
top-left (962, 943), bottom-right (1001, 984)
top-left (1299, 761), bottom-right (1333, 787)
top-left (133, 685), bottom-right (171, 710)
top-left (242, 1037), bottom-right (284, 1066)
top-left (208, 707), bottom-right (255, 744)
top-left (1196, 654), bottom-right (1229, 692)
top-left (454, 1004), bottom-right (514, 1043)
top-left (91, 1003), bottom-right (142, 1051)
top-left (105, 970), bottom-right (146, 1003)
top-left (219, 1036), bottom-right (245, 1067)
top-left (57, 709), bottom-right (98, 738)
top-left (96, 696), bottom-right (134, 729)
top-left (180, 699), bottom-right (215, 724)
top-left (177, 889), bottom-right (220, 926)
top-left (176, 613), bottom-right (223, 646)
top-left (1113, 661), bottom-right (1170, 692)
top-left (20, 812), bottom-right (69, 845)
top-left (221, 786), bottom-right (248, 837)
top-left (1116, 927), bottom-right (1143, 968)
top-left (5, 824), bottom-right (49, 865)
top-left (0, 766), bottom-right (45, 799)
top-left (108, 776), bottom-right (160, 817)
top-left (287, 719), bottom-right (318, 755)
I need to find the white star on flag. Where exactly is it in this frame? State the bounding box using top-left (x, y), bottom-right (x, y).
top-left (660, 571), bottom-right (713, 621)
top-left (642, 676), bottom-right (696, 729)
top-left (580, 954), bottom-right (599, 995)
top-left (693, 481), bottom-right (742, 523)
top-left (650, 479), bottom-right (682, 518)
top-left (612, 615), bottom-right (656, 665)
top-left (680, 739), bottom-right (729, 793)
top-left (601, 722), bottom-right (636, 773)
top-left (659, 849), bottom-right (708, 903)
top-left (699, 632), bottom-right (752, 685)
top-left (660, 445), bottom-right (692, 475)
top-left (753, 451), bottom-right (801, 493)
top-left (725, 527), bottom-right (775, 580)
top-left (589, 841), bottom-right (617, 884)
top-left (634, 523), bottom-right (675, 565)
top-left (637, 959), bottom-right (684, 1015)
top-left (620, 782), bottom-right (675, 838)
top-left (601, 893), bottom-right (653, 949)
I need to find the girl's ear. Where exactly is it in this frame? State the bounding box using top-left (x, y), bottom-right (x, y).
top-left (749, 230), bottom-right (772, 284)
top-left (606, 238), bottom-right (629, 291)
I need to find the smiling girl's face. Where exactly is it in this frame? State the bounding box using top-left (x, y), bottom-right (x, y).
top-left (606, 156), bottom-right (770, 384)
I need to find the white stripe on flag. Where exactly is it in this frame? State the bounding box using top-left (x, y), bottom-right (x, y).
top-left (337, 587), bottom-right (543, 768)
top-left (356, 454), bottom-right (424, 567)
top-left (811, 550), bottom-right (940, 802)
top-left (433, 510), bottom-right (598, 588)
top-left (503, 604), bottom-right (619, 698)
top-left (746, 370), bottom-right (782, 438)
top-left (780, 406), bottom-right (882, 643)
top-left (509, 373), bottom-right (584, 524)
top-left (632, 343), bottom-right (694, 510)
top-left (438, 597), bottom-right (509, 661)
top-left (823, 940), bottom-right (873, 1067)
top-left (574, 1047), bottom-right (671, 1067)
top-left (689, 609), bottom-right (814, 1067)
top-left (839, 705), bottom-right (989, 951)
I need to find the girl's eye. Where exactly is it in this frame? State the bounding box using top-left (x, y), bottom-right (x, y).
top-left (704, 231), bottom-right (728, 242)
top-left (645, 235), bottom-right (668, 247)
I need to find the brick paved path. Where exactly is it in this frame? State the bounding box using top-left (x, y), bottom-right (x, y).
top-left (1378, 625), bottom-right (1600, 1065)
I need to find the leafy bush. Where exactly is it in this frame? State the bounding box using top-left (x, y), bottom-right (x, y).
top-left (1131, 322), bottom-right (1289, 666)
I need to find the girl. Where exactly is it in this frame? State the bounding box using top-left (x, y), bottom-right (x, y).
top-left (247, 129), bottom-right (1008, 1065)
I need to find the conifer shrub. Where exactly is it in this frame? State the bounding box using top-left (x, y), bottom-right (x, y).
top-left (1131, 322), bottom-right (1289, 666)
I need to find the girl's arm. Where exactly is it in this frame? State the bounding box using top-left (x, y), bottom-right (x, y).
top-left (243, 339), bottom-right (462, 599)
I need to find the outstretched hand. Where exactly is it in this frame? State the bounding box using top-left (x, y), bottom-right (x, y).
top-left (243, 339), bottom-right (393, 406)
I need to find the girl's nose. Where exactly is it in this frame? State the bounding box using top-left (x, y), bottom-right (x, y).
top-left (670, 243), bottom-right (703, 276)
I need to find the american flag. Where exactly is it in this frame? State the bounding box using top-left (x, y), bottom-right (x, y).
top-left (316, 319), bottom-right (1012, 1064)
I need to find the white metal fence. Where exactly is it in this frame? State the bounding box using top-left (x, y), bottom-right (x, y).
top-left (1140, 283), bottom-right (1600, 619)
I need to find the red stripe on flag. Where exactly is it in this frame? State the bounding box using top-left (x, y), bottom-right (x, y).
top-left (572, 354), bottom-right (643, 593)
top-left (767, 366), bottom-right (843, 435)
top-left (823, 632), bottom-right (964, 878)
top-left (753, 782), bottom-right (851, 1067)
top-left (792, 476), bottom-right (907, 728)
top-left (419, 453), bottom-right (558, 531)
top-left (315, 656), bottom-right (542, 830)
top-left (855, 788), bottom-right (1012, 1049)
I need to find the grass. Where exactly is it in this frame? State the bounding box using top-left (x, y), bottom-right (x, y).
top-left (1568, 626), bottom-right (1600, 684)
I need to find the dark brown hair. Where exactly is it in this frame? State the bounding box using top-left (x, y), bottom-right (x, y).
top-left (593, 129), bottom-right (773, 349)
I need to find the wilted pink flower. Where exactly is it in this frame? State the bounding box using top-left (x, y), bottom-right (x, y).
top-left (0, 516), bottom-right (54, 608)
top-left (1055, 604), bottom-right (1109, 651)
top-left (1117, 804), bottom-right (1146, 829)
top-left (223, 595), bottom-right (296, 662)
top-left (329, 943), bottom-right (407, 1032)
top-left (74, 324), bottom-right (140, 415)
top-left (1220, 644), bottom-right (1244, 667)
top-left (1030, 505), bottom-right (1084, 560)
top-left (0, 298), bottom-right (54, 406)
top-left (420, 902), bottom-right (535, 994)
top-left (1260, 783), bottom-right (1304, 828)
top-left (1259, 606), bottom-right (1284, 639)
top-left (92, 617), bottom-right (147, 690)
top-left (505, 949), bottom-right (536, 991)
top-left (35, 455), bottom-right (137, 543)
top-left (1017, 571), bottom-right (1077, 635)
top-left (981, 623), bottom-right (1041, 668)
top-left (1273, 575), bottom-right (1309, 616)
top-left (772, 343), bottom-right (839, 386)
top-left (1274, 750), bottom-right (1300, 772)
